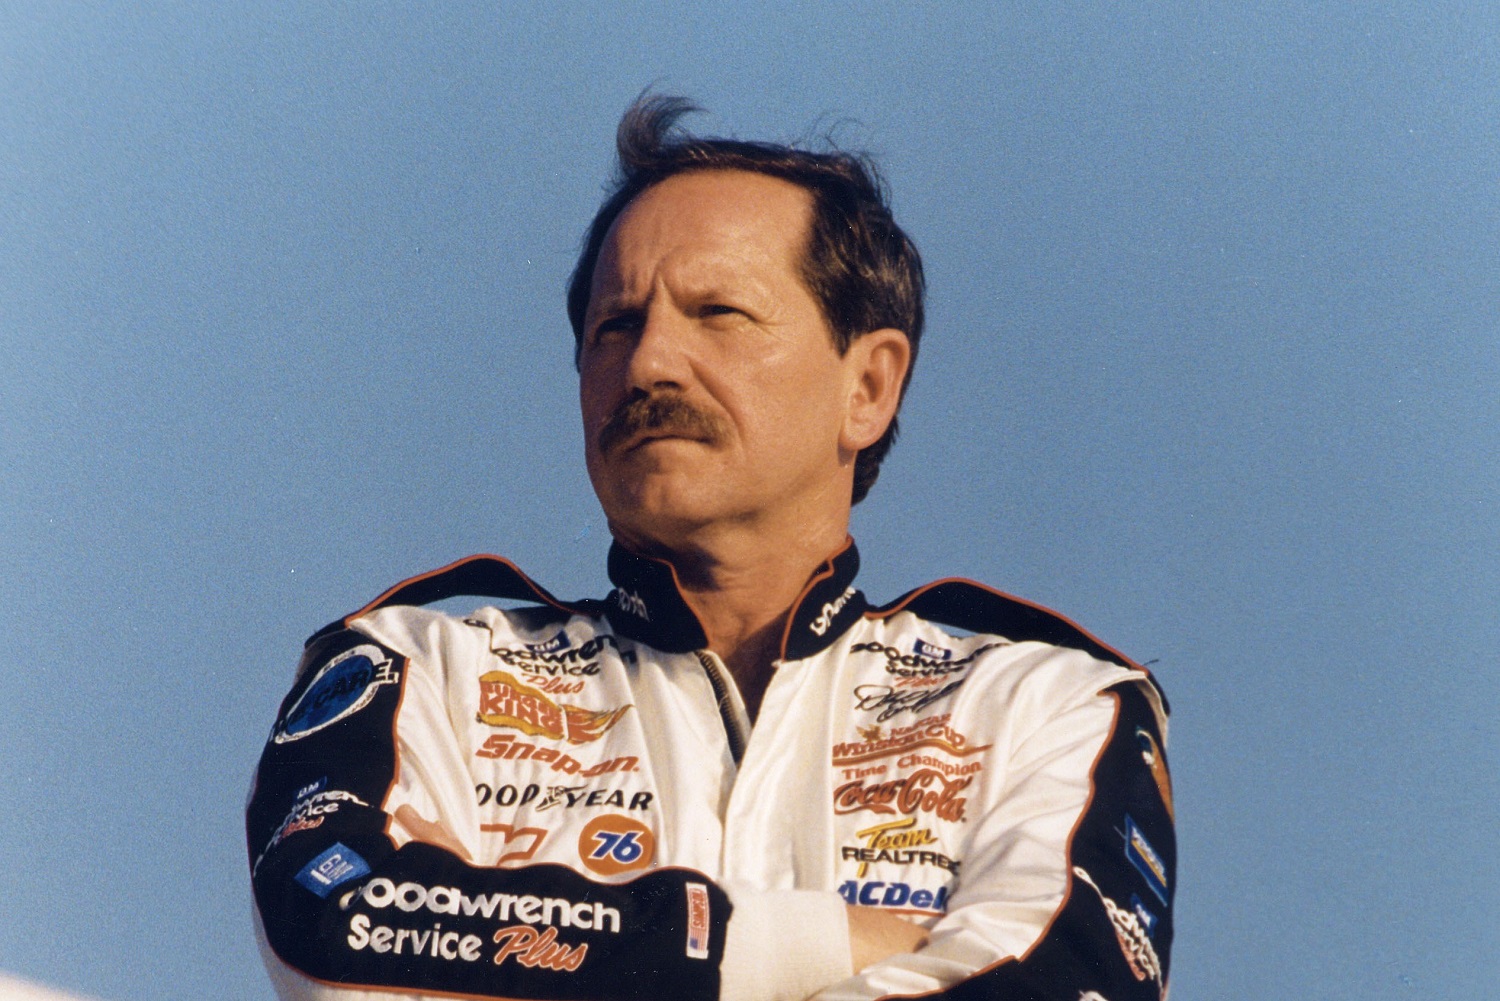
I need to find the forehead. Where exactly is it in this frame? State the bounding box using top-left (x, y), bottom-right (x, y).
top-left (590, 169), bottom-right (815, 303)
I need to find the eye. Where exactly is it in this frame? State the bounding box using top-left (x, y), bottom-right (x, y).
top-left (589, 312), bottom-right (643, 345)
top-left (698, 303), bottom-right (748, 324)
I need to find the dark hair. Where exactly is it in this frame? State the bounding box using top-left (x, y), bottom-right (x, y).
top-left (567, 94), bottom-right (925, 505)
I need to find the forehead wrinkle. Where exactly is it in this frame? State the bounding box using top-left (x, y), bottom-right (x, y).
top-left (589, 170), bottom-right (816, 320)
top-left (593, 242), bottom-right (781, 318)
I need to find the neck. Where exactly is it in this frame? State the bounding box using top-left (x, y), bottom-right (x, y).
top-left (612, 513), bottom-right (850, 720)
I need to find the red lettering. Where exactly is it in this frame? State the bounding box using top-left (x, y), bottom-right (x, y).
top-left (833, 769), bottom-right (970, 822)
top-left (492, 925), bottom-right (587, 971)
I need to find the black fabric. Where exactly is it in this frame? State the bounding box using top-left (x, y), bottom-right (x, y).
top-left (926, 683), bottom-right (1175, 1001)
top-left (875, 578), bottom-right (1170, 712)
top-left (602, 537), bottom-right (866, 659)
top-left (248, 629), bottom-right (730, 1000)
top-left (305, 554), bottom-right (603, 648)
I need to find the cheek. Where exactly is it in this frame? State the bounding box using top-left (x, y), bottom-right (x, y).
top-left (578, 369), bottom-right (616, 433)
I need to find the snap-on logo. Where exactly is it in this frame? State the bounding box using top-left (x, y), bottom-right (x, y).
top-left (809, 586), bottom-right (856, 636)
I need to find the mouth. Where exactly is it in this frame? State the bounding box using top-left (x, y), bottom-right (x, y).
top-left (623, 431), bottom-right (702, 452)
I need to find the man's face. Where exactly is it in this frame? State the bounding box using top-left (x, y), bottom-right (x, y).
top-left (579, 169), bottom-right (858, 550)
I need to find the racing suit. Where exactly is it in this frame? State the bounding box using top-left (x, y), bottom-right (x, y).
top-left (248, 539), bottom-right (1175, 1000)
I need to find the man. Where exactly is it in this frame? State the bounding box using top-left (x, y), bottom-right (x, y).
top-left (248, 96), bottom-right (1175, 1001)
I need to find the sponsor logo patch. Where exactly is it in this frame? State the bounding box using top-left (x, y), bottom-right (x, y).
top-left (578, 814), bottom-right (655, 876)
top-left (475, 734), bottom-right (640, 775)
top-left (344, 876), bottom-right (618, 970)
top-left (810, 586), bottom-right (857, 636)
top-left (842, 818), bottom-right (957, 878)
top-left (477, 824), bottom-right (548, 866)
top-left (1072, 866), bottom-right (1162, 987)
top-left (256, 784), bottom-right (371, 872)
top-left (477, 670), bottom-right (631, 743)
top-left (490, 635), bottom-right (617, 675)
top-left (832, 713), bottom-right (988, 767)
top-left (837, 880), bottom-right (950, 912)
top-left (491, 925), bottom-right (588, 971)
top-left (1124, 815), bottom-right (1169, 905)
top-left (912, 638), bottom-right (951, 660)
top-left (346, 913), bottom-right (486, 963)
top-left (613, 588), bottom-right (649, 620)
top-left (685, 883), bottom-right (711, 960)
top-left (833, 769), bottom-right (970, 822)
top-left (1135, 726), bottom-right (1175, 821)
top-left (1130, 893), bottom-right (1159, 939)
top-left (275, 646), bottom-right (400, 743)
top-left (527, 630), bottom-right (571, 655)
top-left (851, 640), bottom-right (1005, 679)
top-left (295, 842), bottom-right (371, 898)
top-left (475, 782), bottom-right (654, 812)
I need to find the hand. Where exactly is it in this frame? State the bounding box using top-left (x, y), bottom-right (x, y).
top-left (846, 906), bottom-right (930, 972)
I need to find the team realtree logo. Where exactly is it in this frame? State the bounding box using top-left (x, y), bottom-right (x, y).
top-left (841, 818), bottom-right (959, 878)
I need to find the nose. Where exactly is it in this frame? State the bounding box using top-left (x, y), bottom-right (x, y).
top-left (623, 301), bottom-right (692, 394)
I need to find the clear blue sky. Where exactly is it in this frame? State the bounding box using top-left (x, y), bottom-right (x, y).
top-left (2, 4), bottom-right (1496, 999)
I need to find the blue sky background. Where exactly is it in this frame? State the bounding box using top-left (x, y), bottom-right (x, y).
top-left (2, 3), bottom-right (1496, 999)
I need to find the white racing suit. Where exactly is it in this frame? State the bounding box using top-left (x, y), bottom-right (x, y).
top-left (248, 539), bottom-right (1175, 1000)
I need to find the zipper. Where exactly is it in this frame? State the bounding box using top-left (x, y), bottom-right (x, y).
top-left (695, 650), bottom-right (748, 765)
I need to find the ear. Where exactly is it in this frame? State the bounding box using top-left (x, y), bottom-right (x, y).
top-left (839, 328), bottom-right (912, 453)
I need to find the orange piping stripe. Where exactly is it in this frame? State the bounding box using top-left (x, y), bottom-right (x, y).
top-left (776, 535), bottom-right (854, 658)
top-left (867, 690), bottom-right (1126, 1000)
top-left (343, 552), bottom-right (575, 629)
top-left (866, 577), bottom-right (1146, 674)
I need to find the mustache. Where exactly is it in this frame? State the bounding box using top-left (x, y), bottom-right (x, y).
top-left (597, 393), bottom-right (726, 455)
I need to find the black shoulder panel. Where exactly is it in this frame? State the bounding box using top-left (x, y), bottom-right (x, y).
top-left (307, 554), bottom-right (605, 647)
top-left (870, 578), bottom-right (1169, 712)
top-left (916, 682), bottom-right (1176, 1001)
top-left (250, 627), bottom-right (730, 999)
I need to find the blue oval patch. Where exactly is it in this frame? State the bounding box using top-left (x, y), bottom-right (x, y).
top-left (274, 645), bottom-right (397, 743)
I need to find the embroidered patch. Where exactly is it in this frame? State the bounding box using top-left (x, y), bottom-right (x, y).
top-left (294, 842), bottom-right (371, 898)
top-left (1124, 815), bottom-right (1169, 905)
top-left (274, 645), bottom-right (399, 743)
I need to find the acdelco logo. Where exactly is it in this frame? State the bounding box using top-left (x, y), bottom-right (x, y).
top-left (837, 880), bottom-right (950, 912)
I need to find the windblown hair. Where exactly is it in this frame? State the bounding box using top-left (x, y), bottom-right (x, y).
top-left (567, 94), bottom-right (925, 505)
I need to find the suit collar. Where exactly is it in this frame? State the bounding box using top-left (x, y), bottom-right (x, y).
top-left (603, 537), bottom-right (867, 659)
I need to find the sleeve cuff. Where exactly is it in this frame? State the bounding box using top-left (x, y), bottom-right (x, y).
top-left (719, 889), bottom-right (852, 1001)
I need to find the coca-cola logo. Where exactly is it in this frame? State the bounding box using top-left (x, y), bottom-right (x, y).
top-left (832, 769), bottom-right (970, 823)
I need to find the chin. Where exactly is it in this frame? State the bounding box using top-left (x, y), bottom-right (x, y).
top-left (599, 481), bottom-right (743, 548)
